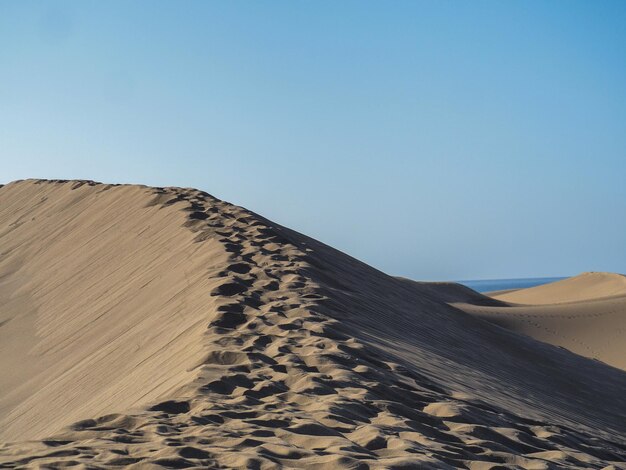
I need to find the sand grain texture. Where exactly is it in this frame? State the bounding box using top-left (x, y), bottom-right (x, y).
top-left (0, 180), bottom-right (625, 469)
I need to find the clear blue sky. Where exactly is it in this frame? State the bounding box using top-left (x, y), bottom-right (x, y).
top-left (2, 1), bottom-right (625, 281)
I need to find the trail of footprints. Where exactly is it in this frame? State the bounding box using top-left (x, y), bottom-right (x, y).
top-left (1, 186), bottom-right (625, 469)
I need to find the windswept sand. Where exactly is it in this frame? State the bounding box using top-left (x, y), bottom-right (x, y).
top-left (452, 273), bottom-right (626, 371)
top-left (0, 180), bottom-right (625, 469)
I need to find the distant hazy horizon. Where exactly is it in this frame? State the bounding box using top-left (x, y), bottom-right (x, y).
top-left (458, 276), bottom-right (567, 293)
top-left (2, 1), bottom-right (625, 281)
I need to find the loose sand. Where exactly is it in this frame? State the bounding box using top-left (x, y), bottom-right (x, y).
top-left (0, 180), bottom-right (625, 469)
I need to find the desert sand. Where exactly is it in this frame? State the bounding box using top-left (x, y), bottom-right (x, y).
top-left (0, 179), bottom-right (625, 469)
top-left (452, 273), bottom-right (626, 371)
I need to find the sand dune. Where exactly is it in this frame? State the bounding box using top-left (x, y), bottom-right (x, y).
top-left (493, 272), bottom-right (626, 305)
top-left (453, 273), bottom-right (626, 371)
top-left (1, 180), bottom-right (625, 469)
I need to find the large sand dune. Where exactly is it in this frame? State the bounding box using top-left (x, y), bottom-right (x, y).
top-left (1, 180), bottom-right (625, 469)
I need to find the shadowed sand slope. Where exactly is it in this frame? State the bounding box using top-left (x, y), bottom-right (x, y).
top-left (1, 180), bottom-right (625, 469)
top-left (453, 273), bottom-right (626, 371)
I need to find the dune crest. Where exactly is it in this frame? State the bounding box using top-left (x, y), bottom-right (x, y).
top-left (1, 180), bottom-right (625, 469)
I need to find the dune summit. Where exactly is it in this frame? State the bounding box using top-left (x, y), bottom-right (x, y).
top-left (0, 180), bottom-right (625, 469)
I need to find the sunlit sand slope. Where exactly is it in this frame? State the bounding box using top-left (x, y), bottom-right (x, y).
top-left (1, 180), bottom-right (625, 469)
top-left (494, 272), bottom-right (626, 305)
top-left (0, 180), bottom-right (228, 440)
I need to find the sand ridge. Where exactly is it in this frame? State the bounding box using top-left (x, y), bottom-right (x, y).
top-left (0, 180), bottom-right (625, 469)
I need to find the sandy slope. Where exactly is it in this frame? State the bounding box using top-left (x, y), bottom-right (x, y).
top-left (452, 273), bottom-right (626, 371)
top-left (0, 180), bottom-right (625, 469)
top-left (494, 272), bottom-right (626, 305)
top-left (0, 181), bottom-right (227, 441)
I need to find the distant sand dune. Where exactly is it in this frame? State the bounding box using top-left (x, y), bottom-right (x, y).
top-left (452, 273), bottom-right (626, 371)
top-left (494, 272), bottom-right (626, 305)
top-left (1, 180), bottom-right (625, 469)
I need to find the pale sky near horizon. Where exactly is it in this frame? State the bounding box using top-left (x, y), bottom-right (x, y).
top-left (1, 1), bottom-right (625, 281)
